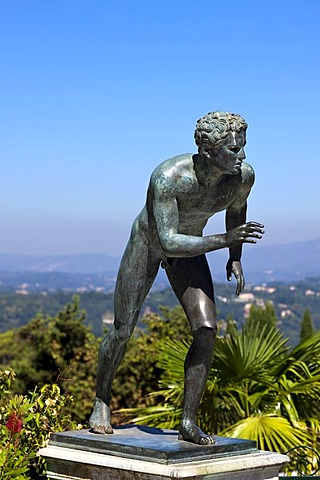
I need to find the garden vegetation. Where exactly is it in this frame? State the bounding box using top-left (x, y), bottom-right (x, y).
top-left (0, 297), bottom-right (319, 477)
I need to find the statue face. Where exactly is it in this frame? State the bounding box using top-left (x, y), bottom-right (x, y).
top-left (212, 130), bottom-right (246, 175)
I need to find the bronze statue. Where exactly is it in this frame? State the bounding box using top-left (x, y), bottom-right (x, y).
top-left (89, 111), bottom-right (264, 445)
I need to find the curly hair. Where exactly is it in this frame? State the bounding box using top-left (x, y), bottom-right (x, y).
top-left (194, 111), bottom-right (247, 157)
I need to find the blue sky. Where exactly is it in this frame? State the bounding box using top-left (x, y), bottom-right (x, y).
top-left (0, 0), bottom-right (319, 255)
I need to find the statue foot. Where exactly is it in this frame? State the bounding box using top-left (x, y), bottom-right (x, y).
top-left (89, 397), bottom-right (113, 434)
top-left (178, 420), bottom-right (216, 445)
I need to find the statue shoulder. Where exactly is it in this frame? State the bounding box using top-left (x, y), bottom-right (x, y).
top-left (150, 154), bottom-right (196, 196)
top-left (241, 161), bottom-right (255, 187)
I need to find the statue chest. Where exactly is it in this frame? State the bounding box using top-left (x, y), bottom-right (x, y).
top-left (177, 178), bottom-right (240, 221)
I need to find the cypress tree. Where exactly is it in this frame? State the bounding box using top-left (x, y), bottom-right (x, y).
top-left (300, 309), bottom-right (314, 342)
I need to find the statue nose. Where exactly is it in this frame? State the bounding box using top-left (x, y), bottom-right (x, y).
top-left (238, 148), bottom-right (246, 160)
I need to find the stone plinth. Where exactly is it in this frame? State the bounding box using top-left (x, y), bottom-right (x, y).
top-left (39, 426), bottom-right (288, 479)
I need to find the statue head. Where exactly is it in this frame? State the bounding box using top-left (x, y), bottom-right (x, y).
top-left (194, 111), bottom-right (247, 158)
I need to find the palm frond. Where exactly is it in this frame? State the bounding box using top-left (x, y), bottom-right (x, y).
top-left (123, 323), bottom-right (320, 452)
top-left (213, 324), bottom-right (287, 385)
top-left (276, 331), bottom-right (320, 377)
top-left (222, 414), bottom-right (308, 453)
top-left (116, 405), bottom-right (182, 430)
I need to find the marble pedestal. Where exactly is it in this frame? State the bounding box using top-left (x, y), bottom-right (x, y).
top-left (39, 426), bottom-right (289, 480)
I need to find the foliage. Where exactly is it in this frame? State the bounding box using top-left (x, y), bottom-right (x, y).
top-left (225, 314), bottom-right (237, 337)
top-left (0, 297), bottom-right (100, 423)
top-left (124, 307), bottom-right (320, 457)
top-left (0, 369), bottom-right (77, 479)
top-left (1, 292), bottom-right (320, 472)
top-left (0, 300), bottom-right (191, 425)
top-left (300, 309), bottom-right (314, 342)
top-left (0, 290), bottom-right (114, 336)
top-left (111, 306), bottom-right (191, 418)
top-left (245, 302), bottom-right (277, 332)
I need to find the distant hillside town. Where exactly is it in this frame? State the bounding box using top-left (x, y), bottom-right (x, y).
top-left (0, 238), bottom-right (319, 346)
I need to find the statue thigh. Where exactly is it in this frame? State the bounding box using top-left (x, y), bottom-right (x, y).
top-left (166, 254), bottom-right (217, 332)
top-left (113, 233), bottom-right (160, 341)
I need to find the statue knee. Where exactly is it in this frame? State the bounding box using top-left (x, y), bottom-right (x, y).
top-left (193, 325), bottom-right (217, 345)
top-left (114, 322), bottom-right (134, 343)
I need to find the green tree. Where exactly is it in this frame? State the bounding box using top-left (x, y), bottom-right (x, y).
top-left (0, 302), bottom-right (192, 425)
top-left (246, 302), bottom-right (277, 332)
top-left (0, 297), bottom-right (99, 424)
top-left (300, 309), bottom-right (314, 342)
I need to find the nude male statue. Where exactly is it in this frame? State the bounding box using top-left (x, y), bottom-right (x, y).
top-left (89, 111), bottom-right (264, 445)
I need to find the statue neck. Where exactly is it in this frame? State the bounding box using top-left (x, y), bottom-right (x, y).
top-left (193, 153), bottom-right (224, 186)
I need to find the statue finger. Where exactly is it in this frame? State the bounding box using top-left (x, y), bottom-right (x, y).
top-left (247, 221), bottom-right (264, 228)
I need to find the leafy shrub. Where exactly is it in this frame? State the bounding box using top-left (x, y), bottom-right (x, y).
top-left (0, 369), bottom-right (78, 479)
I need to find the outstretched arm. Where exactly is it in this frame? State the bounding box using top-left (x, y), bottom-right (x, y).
top-left (154, 194), bottom-right (225, 257)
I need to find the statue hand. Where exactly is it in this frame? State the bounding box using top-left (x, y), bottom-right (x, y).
top-left (225, 222), bottom-right (264, 247)
top-left (226, 260), bottom-right (244, 296)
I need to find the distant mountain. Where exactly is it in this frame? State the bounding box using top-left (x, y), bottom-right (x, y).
top-left (0, 253), bottom-right (120, 274)
top-left (0, 238), bottom-right (319, 284)
top-left (207, 238), bottom-right (320, 283)
top-left (244, 238), bottom-right (320, 282)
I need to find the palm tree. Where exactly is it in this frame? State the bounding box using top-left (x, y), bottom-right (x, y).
top-left (123, 324), bottom-right (320, 454)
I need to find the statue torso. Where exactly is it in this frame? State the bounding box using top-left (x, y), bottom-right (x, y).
top-left (149, 154), bottom-right (251, 235)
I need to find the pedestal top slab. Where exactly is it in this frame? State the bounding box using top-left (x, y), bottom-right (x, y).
top-left (49, 425), bottom-right (257, 464)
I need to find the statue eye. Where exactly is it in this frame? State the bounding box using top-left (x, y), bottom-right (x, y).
top-left (229, 146), bottom-right (240, 153)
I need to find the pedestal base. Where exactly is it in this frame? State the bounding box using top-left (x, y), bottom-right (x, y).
top-left (39, 426), bottom-right (288, 480)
